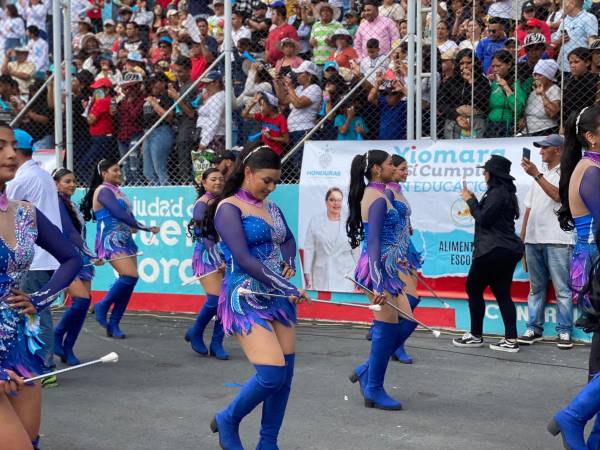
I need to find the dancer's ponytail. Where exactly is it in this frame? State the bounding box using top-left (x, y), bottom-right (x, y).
top-left (558, 106), bottom-right (600, 231)
top-left (80, 158), bottom-right (118, 222)
top-left (346, 149), bottom-right (389, 249)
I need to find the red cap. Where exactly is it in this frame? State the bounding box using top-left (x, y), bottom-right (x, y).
top-left (526, 18), bottom-right (543, 28)
top-left (90, 77), bottom-right (113, 89)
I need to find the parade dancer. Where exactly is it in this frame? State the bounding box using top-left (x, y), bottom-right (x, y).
top-left (80, 158), bottom-right (160, 339)
top-left (205, 146), bottom-right (309, 450)
top-left (347, 149), bottom-right (413, 411)
top-left (184, 168), bottom-right (229, 360)
top-left (549, 106), bottom-right (600, 450)
top-left (53, 168), bottom-right (102, 366)
top-left (0, 123), bottom-right (82, 449)
top-left (387, 155), bottom-right (423, 364)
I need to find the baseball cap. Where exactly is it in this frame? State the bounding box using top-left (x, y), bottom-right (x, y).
top-left (533, 134), bottom-right (564, 148)
top-left (323, 61), bottom-right (339, 72)
top-left (90, 77), bottom-right (113, 89)
top-left (159, 36), bottom-right (174, 45)
top-left (213, 150), bottom-right (237, 164)
top-left (292, 60), bottom-right (319, 76)
top-left (253, 2), bottom-right (268, 9)
top-left (199, 70), bottom-right (222, 83)
top-left (14, 129), bottom-right (33, 151)
top-left (260, 91), bottom-right (278, 108)
top-left (14, 47), bottom-right (29, 53)
top-left (104, 19), bottom-right (115, 25)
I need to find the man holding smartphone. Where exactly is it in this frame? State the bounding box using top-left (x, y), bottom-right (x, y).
top-left (517, 135), bottom-right (575, 349)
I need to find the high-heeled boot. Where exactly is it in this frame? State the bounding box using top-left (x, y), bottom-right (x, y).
top-left (349, 362), bottom-right (368, 396)
top-left (95, 275), bottom-right (135, 328)
top-left (392, 294), bottom-right (421, 364)
top-left (61, 297), bottom-right (91, 366)
top-left (106, 276), bottom-right (138, 339)
top-left (185, 294), bottom-right (219, 355)
top-left (210, 318), bottom-right (230, 360)
top-left (256, 354), bottom-right (295, 450)
top-left (587, 415), bottom-right (600, 450)
top-left (54, 301), bottom-right (77, 359)
top-left (210, 364), bottom-right (286, 450)
top-left (548, 374), bottom-right (600, 450)
top-left (363, 320), bottom-right (403, 410)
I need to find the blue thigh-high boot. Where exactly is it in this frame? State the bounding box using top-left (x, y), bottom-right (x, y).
top-left (210, 364), bottom-right (287, 450)
top-left (256, 354), bottom-right (295, 450)
top-left (54, 301), bottom-right (77, 360)
top-left (587, 415), bottom-right (600, 450)
top-left (548, 374), bottom-right (600, 450)
top-left (185, 294), bottom-right (219, 355)
top-left (392, 294), bottom-right (421, 364)
top-left (59, 297), bottom-right (91, 366)
top-left (363, 320), bottom-right (403, 410)
top-left (94, 275), bottom-right (132, 327)
top-left (106, 276), bottom-right (138, 339)
top-left (210, 318), bottom-right (230, 360)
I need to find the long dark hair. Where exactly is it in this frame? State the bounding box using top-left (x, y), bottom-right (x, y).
top-left (53, 168), bottom-right (83, 234)
top-left (187, 168), bottom-right (221, 241)
top-left (346, 149), bottom-right (389, 249)
top-left (491, 50), bottom-right (515, 85)
top-left (487, 173), bottom-right (520, 219)
top-left (203, 146), bottom-right (281, 240)
top-left (80, 158), bottom-right (119, 222)
top-left (558, 106), bottom-right (600, 230)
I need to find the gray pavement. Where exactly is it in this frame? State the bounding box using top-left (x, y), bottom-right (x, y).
top-left (41, 312), bottom-right (590, 450)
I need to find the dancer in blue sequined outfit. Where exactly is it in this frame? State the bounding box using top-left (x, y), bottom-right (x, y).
top-left (0, 124), bottom-right (82, 448)
top-left (184, 168), bottom-right (229, 360)
top-left (52, 168), bottom-right (103, 366)
top-left (549, 106), bottom-right (600, 450)
top-left (387, 155), bottom-right (423, 364)
top-left (204, 146), bottom-right (309, 450)
top-left (347, 150), bottom-right (414, 411)
top-left (80, 158), bottom-right (160, 339)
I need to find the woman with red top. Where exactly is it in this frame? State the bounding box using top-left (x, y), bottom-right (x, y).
top-left (243, 92), bottom-right (289, 157)
top-left (329, 29), bottom-right (358, 68)
top-left (86, 0), bottom-right (104, 32)
top-left (80, 77), bottom-right (117, 182)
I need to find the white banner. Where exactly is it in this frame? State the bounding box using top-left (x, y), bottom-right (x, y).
top-left (298, 138), bottom-right (541, 293)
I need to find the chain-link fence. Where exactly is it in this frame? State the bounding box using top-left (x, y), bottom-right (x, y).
top-left (5, 0), bottom-right (599, 186)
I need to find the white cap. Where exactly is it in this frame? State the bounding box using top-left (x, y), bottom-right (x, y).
top-left (533, 58), bottom-right (559, 82)
top-left (292, 60), bottom-right (319, 76)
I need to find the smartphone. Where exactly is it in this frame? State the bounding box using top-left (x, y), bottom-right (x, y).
top-left (522, 147), bottom-right (531, 161)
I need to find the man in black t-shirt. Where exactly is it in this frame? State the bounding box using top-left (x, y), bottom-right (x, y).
top-left (247, 2), bottom-right (271, 56)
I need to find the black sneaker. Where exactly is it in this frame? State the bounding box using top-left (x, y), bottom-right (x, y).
top-left (452, 332), bottom-right (484, 348)
top-left (517, 329), bottom-right (543, 345)
top-left (490, 338), bottom-right (520, 353)
top-left (556, 333), bottom-right (574, 349)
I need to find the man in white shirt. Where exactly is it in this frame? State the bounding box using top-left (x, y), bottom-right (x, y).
top-left (6, 129), bottom-right (63, 385)
top-left (517, 134), bottom-right (575, 349)
top-left (26, 25), bottom-right (48, 73)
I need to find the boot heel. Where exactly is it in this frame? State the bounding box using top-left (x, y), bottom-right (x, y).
top-left (349, 373), bottom-right (358, 384)
top-left (547, 418), bottom-right (561, 436)
top-left (364, 399), bottom-right (375, 408)
top-left (210, 417), bottom-right (218, 433)
top-left (184, 333), bottom-right (191, 343)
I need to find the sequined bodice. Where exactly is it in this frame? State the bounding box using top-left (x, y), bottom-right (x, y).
top-left (95, 198), bottom-right (130, 222)
top-left (574, 214), bottom-right (598, 247)
top-left (362, 207), bottom-right (401, 250)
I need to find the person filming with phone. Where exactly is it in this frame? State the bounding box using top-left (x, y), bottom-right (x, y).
top-left (518, 135), bottom-right (575, 348)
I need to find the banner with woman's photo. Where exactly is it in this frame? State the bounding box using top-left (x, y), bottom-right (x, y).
top-left (298, 138), bottom-right (540, 293)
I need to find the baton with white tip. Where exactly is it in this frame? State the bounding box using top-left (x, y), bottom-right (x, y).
top-left (84, 252), bottom-right (144, 267)
top-left (182, 269), bottom-right (221, 286)
top-left (344, 275), bottom-right (442, 338)
top-left (416, 274), bottom-right (451, 309)
top-left (24, 352), bottom-right (119, 383)
top-left (236, 287), bottom-right (382, 311)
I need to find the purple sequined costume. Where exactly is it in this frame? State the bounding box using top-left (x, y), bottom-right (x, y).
top-left (191, 195), bottom-right (224, 277)
top-left (0, 202), bottom-right (82, 379)
top-left (94, 183), bottom-right (149, 259)
top-left (58, 194), bottom-right (95, 281)
top-left (354, 183), bottom-right (405, 295)
top-left (215, 190), bottom-right (299, 335)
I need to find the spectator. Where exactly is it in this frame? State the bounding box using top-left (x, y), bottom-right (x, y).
top-left (551, 0), bottom-right (598, 72)
top-left (475, 16), bottom-right (508, 74)
top-left (517, 33), bottom-right (549, 93)
top-left (334, 97), bottom-right (368, 140)
top-left (288, 1), bottom-right (313, 57)
top-left (26, 25), bottom-right (49, 75)
top-left (242, 91), bottom-right (289, 156)
top-left (0, 5), bottom-right (26, 51)
top-left (96, 19), bottom-right (118, 52)
top-left (81, 77), bottom-right (116, 180)
top-left (66, 70), bottom-right (94, 170)
top-left (440, 48), bottom-right (457, 83)
top-left (196, 70), bottom-right (226, 154)
top-left (235, 62), bottom-right (274, 143)
top-left (122, 21), bottom-right (150, 57)
top-left (116, 72), bottom-right (145, 185)
top-left (170, 55), bottom-right (197, 183)
top-left (2, 47), bottom-right (36, 97)
top-left (309, 2), bottom-right (343, 69)
top-left (317, 69), bottom-right (346, 139)
top-left (190, 37), bottom-right (216, 81)
top-left (247, 2), bottom-right (271, 58)
top-left (73, 17), bottom-right (94, 54)
top-left (212, 149), bottom-right (236, 178)
top-left (354, 0), bottom-right (399, 59)
top-left (379, 0), bottom-right (404, 21)
top-left (275, 38), bottom-right (304, 76)
top-left (367, 72), bottom-right (407, 139)
top-left (518, 134), bottom-right (575, 348)
top-left (0, 75), bottom-right (18, 123)
top-left (142, 71), bottom-right (175, 185)
top-left (487, 0), bottom-right (512, 19)
top-left (343, 10), bottom-right (360, 37)
top-left (207, 0), bottom-right (225, 41)
top-left (591, 38), bottom-right (600, 73)
top-left (277, 60), bottom-right (322, 147)
top-left (14, 78), bottom-right (53, 149)
top-left (231, 10), bottom-right (251, 46)
top-left (486, 50), bottom-right (526, 138)
top-left (96, 54), bottom-right (123, 85)
top-left (523, 59), bottom-right (561, 136)
top-left (358, 38), bottom-right (388, 86)
top-left (20, 0), bottom-right (50, 39)
top-left (437, 21), bottom-right (458, 55)
top-left (329, 29), bottom-right (358, 69)
top-left (117, 6), bottom-right (134, 25)
top-left (563, 47), bottom-right (597, 122)
top-left (150, 36), bottom-right (174, 65)
top-left (132, 0), bottom-right (154, 32)
top-left (152, 5), bottom-right (166, 31)
top-left (86, 0), bottom-right (103, 32)
top-left (111, 21), bottom-right (128, 56)
top-left (265, 4), bottom-right (299, 66)
top-left (517, 2), bottom-right (552, 54)
top-left (458, 18), bottom-right (482, 51)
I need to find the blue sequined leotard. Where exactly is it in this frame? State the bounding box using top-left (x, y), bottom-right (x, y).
top-left (58, 194), bottom-right (95, 281)
top-left (191, 193), bottom-right (224, 277)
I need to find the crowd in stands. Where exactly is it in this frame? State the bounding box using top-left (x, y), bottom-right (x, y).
top-left (0, 0), bottom-right (599, 185)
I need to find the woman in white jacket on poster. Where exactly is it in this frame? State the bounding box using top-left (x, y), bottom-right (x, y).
top-left (303, 187), bottom-right (358, 292)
